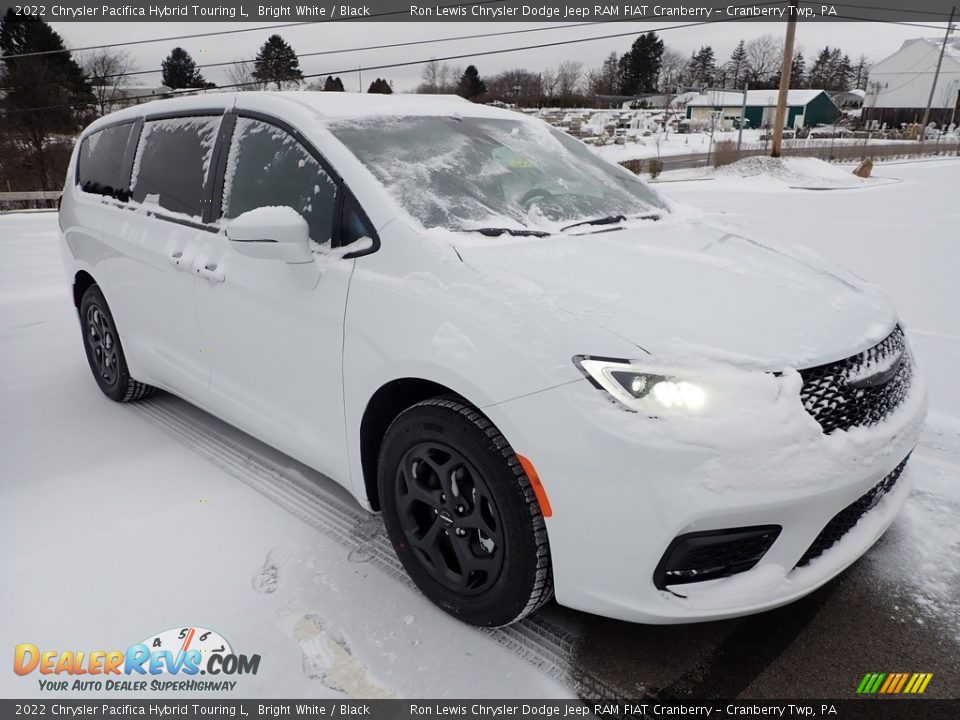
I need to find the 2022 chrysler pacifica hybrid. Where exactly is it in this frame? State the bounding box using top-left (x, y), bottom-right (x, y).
top-left (60, 92), bottom-right (926, 627)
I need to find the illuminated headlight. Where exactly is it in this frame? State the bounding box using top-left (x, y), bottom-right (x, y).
top-left (574, 356), bottom-right (713, 414)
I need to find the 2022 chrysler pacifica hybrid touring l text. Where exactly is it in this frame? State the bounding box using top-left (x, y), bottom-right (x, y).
top-left (60, 92), bottom-right (926, 627)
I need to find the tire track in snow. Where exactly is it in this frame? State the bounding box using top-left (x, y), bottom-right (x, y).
top-left (128, 394), bottom-right (621, 700)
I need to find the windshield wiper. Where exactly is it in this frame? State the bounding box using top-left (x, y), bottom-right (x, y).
top-left (468, 227), bottom-right (551, 238)
top-left (560, 212), bottom-right (661, 232)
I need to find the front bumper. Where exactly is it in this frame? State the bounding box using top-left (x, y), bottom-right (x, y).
top-left (483, 366), bottom-right (927, 624)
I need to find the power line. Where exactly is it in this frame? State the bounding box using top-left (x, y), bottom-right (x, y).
top-left (0, 21), bottom-right (610, 92)
top-left (4, 16), bottom-right (745, 115)
top-left (0, 0), bottom-right (509, 60)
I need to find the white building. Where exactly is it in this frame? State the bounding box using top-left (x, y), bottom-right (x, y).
top-left (864, 37), bottom-right (960, 128)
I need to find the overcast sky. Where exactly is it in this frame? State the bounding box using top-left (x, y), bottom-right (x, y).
top-left (49, 21), bottom-right (943, 92)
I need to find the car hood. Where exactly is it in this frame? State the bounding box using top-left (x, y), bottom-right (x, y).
top-left (454, 219), bottom-right (897, 370)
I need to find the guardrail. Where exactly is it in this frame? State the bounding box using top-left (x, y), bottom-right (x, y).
top-left (0, 190), bottom-right (60, 212)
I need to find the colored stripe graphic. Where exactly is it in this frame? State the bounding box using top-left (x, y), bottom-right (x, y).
top-left (857, 672), bottom-right (933, 694)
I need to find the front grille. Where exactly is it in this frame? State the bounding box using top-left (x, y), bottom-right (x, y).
top-left (795, 455), bottom-right (910, 567)
top-left (798, 326), bottom-right (913, 435)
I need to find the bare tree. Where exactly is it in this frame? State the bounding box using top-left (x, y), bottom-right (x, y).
top-left (82, 49), bottom-right (135, 115)
top-left (555, 60), bottom-right (583, 103)
top-left (419, 59), bottom-right (455, 93)
top-left (658, 49), bottom-right (687, 93)
top-left (225, 60), bottom-right (267, 90)
top-left (745, 35), bottom-right (784, 87)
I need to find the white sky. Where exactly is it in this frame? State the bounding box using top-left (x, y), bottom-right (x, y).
top-left (49, 21), bottom-right (944, 92)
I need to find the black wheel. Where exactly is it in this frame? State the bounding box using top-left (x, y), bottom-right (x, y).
top-left (79, 285), bottom-right (155, 403)
top-left (378, 397), bottom-right (553, 627)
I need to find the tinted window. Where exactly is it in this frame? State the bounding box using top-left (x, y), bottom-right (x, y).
top-left (77, 123), bottom-right (136, 201)
top-left (340, 197), bottom-right (375, 247)
top-left (131, 116), bottom-right (220, 218)
top-left (222, 118), bottom-right (337, 245)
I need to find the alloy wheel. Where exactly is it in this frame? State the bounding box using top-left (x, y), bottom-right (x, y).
top-left (396, 441), bottom-right (505, 595)
top-left (85, 304), bottom-right (118, 386)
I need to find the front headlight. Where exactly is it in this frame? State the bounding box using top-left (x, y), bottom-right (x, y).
top-left (574, 356), bottom-right (717, 414)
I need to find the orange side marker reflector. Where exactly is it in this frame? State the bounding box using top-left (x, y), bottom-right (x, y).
top-left (517, 454), bottom-right (553, 518)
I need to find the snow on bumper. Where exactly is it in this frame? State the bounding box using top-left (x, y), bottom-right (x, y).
top-left (483, 358), bottom-right (927, 624)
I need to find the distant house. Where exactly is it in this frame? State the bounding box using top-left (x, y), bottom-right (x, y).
top-left (864, 37), bottom-right (960, 129)
top-left (831, 89), bottom-right (866, 110)
top-left (685, 89), bottom-right (839, 129)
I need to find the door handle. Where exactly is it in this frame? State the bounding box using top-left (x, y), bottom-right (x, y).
top-left (196, 262), bottom-right (225, 283)
top-left (167, 250), bottom-right (184, 268)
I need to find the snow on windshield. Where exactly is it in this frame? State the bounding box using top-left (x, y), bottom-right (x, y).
top-left (329, 116), bottom-right (667, 233)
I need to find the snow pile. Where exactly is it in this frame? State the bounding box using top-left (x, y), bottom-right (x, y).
top-left (708, 156), bottom-right (879, 189)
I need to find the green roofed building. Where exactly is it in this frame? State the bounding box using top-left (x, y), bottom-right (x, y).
top-left (685, 89), bottom-right (840, 129)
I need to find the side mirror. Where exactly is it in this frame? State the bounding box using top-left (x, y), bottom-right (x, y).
top-left (226, 207), bottom-right (313, 263)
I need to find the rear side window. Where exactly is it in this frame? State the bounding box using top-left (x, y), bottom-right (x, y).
top-left (131, 116), bottom-right (220, 219)
top-left (221, 118), bottom-right (338, 245)
top-left (77, 123), bottom-right (136, 201)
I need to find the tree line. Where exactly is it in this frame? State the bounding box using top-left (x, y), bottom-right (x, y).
top-left (420, 33), bottom-right (872, 107)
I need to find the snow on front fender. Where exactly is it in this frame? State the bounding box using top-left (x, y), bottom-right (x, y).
top-left (569, 348), bottom-right (927, 497)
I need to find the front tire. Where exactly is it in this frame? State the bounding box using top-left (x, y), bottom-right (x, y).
top-left (79, 285), bottom-right (154, 403)
top-left (378, 397), bottom-right (553, 627)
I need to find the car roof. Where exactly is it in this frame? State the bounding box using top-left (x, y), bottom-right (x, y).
top-left (83, 91), bottom-right (524, 136)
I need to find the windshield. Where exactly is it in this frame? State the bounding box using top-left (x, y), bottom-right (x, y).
top-left (328, 116), bottom-right (668, 233)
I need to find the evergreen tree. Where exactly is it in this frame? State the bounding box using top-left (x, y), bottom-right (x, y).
top-left (161, 47), bottom-right (207, 89)
top-left (726, 40), bottom-right (748, 88)
top-left (0, 10), bottom-right (93, 188)
top-left (834, 53), bottom-right (854, 92)
top-left (323, 75), bottom-right (345, 91)
top-left (807, 47), bottom-right (854, 91)
top-left (617, 32), bottom-right (664, 95)
top-left (456, 65), bottom-right (487, 100)
top-left (367, 78), bottom-right (393, 94)
top-left (686, 46), bottom-right (718, 89)
top-left (790, 51), bottom-right (806, 88)
top-left (252, 34), bottom-right (303, 90)
top-left (852, 54), bottom-right (871, 90)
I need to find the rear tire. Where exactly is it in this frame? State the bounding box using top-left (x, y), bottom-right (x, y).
top-left (378, 397), bottom-right (553, 627)
top-left (79, 285), bottom-right (155, 403)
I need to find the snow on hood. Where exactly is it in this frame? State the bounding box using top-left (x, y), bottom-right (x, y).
top-left (454, 217), bottom-right (897, 370)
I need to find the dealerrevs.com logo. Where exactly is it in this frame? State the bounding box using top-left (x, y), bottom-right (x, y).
top-left (13, 626), bottom-right (261, 692)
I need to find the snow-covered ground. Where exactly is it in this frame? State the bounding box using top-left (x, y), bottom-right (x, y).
top-left (1, 158), bottom-right (958, 700)
top-left (659, 155), bottom-right (894, 189)
top-left (0, 214), bottom-right (574, 699)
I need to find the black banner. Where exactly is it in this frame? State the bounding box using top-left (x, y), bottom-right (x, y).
top-left (2, 700), bottom-right (959, 719)
top-left (0, 0), bottom-right (956, 23)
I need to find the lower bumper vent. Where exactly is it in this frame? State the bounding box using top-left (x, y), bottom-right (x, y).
top-left (795, 454), bottom-right (911, 568)
top-left (654, 525), bottom-right (782, 590)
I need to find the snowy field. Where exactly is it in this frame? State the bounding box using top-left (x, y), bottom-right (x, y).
top-left (2, 157), bottom-right (958, 699)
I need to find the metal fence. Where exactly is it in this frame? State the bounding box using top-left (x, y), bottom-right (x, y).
top-left (711, 138), bottom-right (960, 167)
top-left (0, 191), bottom-right (60, 212)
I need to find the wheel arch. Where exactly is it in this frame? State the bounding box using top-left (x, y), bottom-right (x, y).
top-left (73, 270), bottom-right (97, 310)
top-left (359, 377), bottom-right (464, 511)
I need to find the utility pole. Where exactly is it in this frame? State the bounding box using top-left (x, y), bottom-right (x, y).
top-left (771, 0), bottom-right (800, 158)
top-left (919, 5), bottom-right (956, 142)
top-left (737, 81), bottom-right (749, 151)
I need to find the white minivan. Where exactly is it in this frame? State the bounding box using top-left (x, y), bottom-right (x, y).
top-left (60, 92), bottom-right (926, 627)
